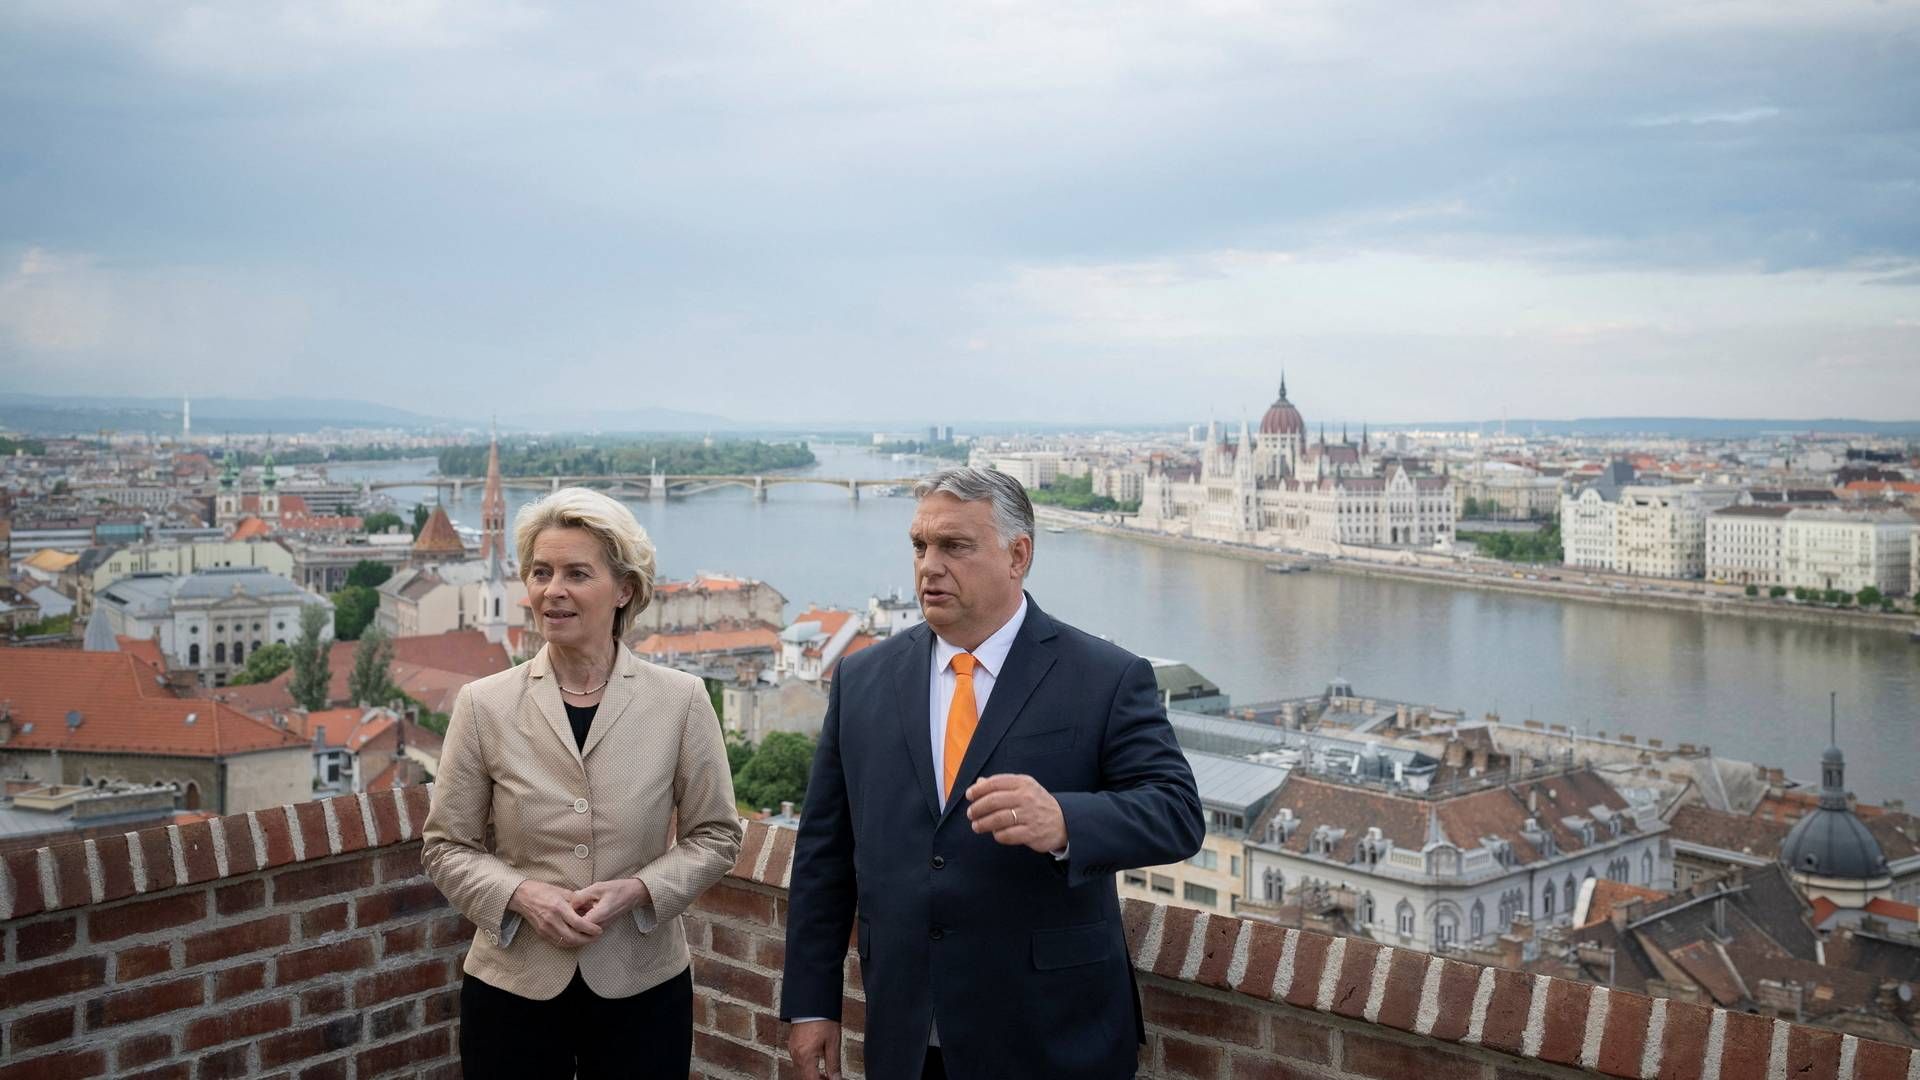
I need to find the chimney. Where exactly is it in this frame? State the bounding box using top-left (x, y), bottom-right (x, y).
top-left (1712, 897), bottom-right (1728, 940)
top-left (1528, 789), bottom-right (1538, 814)
top-left (780, 800), bottom-right (795, 819)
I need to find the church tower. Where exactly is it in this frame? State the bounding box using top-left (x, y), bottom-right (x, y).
top-left (259, 452), bottom-right (280, 521)
top-left (479, 424), bottom-right (507, 567)
top-left (216, 452), bottom-right (240, 526)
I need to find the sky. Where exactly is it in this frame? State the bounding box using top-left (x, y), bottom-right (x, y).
top-left (1, 1), bottom-right (1918, 427)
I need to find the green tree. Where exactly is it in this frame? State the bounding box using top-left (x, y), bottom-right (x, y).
top-left (345, 560), bottom-right (394, 590)
top-left (733, 732), bottom-right (816, 811)
top-left (411, 503), bottom-right (431, 538)
top-left (1857, 586), bottom-right (1883, 607)
top-left (362, 511), bottom-right (405, 535)
top-left (1027, 474), bottom-right (1122, 513)
top-left (348, 625), bottom-right (398, 707)
top-left (1744, 584), bottom-right (1758, 597)
top-left (725, 734), bottom-right (755, 778)
top-left (289, 605), bottom-right (333, 711)
top-left (1769, 586), bottom-right (1787, 598)
top-left (331, 585), bottom-right (380, 641)
top-left (230, 642), bottom-right (293, 685)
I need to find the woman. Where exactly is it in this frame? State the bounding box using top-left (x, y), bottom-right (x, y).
top-left (422, 487), bottom-right (743, 1079)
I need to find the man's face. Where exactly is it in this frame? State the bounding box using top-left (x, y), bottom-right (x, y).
top-left (910, 493), bottom-right (1031, 649)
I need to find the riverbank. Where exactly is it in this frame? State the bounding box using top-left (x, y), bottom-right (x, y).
top-left (1035, 507), bottom-right (1920, 637)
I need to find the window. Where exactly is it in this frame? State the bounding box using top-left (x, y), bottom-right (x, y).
top-left (1187, 849), bottom-right (1218, 871)
top-left (214, 642), bottom-right (226, 664)
top-left (189, 643), bottom-right (200, 665)
top-left (1262, 868), bottom-right (1283, 902)
top-left (1563, 877), bottom-right (1576, 915)
top-left (1543, 888), bottom-right (1554, 917)
top-left (1149, 874), bottom-right (1175, 896)
top-left (1396, 901), bottom-right (1415, 936)
top-left (1230, 855), bottom-right (1240, 879)
top-left (232, 642), bottom-right (244, 664)
top-left (1183, 883), bottom-right (1219, 908)
top-left (1358, 893), bottom-right (1376, 925)
top-left (1642, 850), bottom-right (1655, 887)
top-left (1435, 912), bottom-right (1458, 948)
top-left (1470, 901), bottom-right (1485, 941)
top-left (1123, 872), bottom-right (1148, 889)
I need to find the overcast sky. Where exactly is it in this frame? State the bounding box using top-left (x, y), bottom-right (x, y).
top-left (2, 1), bottom-right (1917, 426)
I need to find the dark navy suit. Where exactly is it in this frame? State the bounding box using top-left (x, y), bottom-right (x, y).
top-left (781, 596), bottom-right (1203, 1079)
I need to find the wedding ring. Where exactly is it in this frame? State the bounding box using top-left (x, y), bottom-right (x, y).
top-left (1011, 808), bottom-right (1020, 826)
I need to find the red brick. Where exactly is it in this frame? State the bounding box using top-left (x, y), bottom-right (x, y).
top-left (1282, 931), bottom-right (1329, 1010)
top-left (195, 1046), bottom-right (250, 1080)
top-left (730, 824), bottom-right (771, 884)
top-left (711, 922), bottom-right (758, 963)
top-left (258, 805), bottom-right (298, 868)
top-left (7, 1005), bottom-right (76, 1051)
top-left (184, 998), bottom-right (295, 1051)
top-left (368, 790), bottom-right (405, 847)
top-left (694, 881), bottom-right (779, 925)
top-left (83, 975), bottom-right (204, 1030)
top-left (1329, 937), bottom-right (1383, 1020)
top-left (258, 1016), bottom-right (364, 1069)
top-left (1142, 984), bottom-right (1263, 1047)
top-left (1193, 914), bottom-right (1242, 990)
top-left (214, 961), bottom-right (268, 1001)
top-left (135, 827), bottom-right (179, 893)
top-left (0, 1049), bottom-right (108, 1080)
top-left (1655, 999), bottom-right (1715, 1080)
top-left (1230, 922), bottom-right (1286, 1000)
top-left (273, 859), bottom-right (374, 904)
top-left (1161, 1033), bottom-right (1225, 1079)
top-left (116, 942), bottom-right (174, 981)
top-left (1153, 906), bottom-right (1201, 978)
top-left (1477, 967), bottom-right (1535, 1056)
top-left (694, 1031), bottom-right (775, 1079)
top-left (1596, 982), bottom-right (1653, 1079)
top-left (381, 922), bottom-right (426, 956)
top-left (52, 844), bottom-right (90, 913)
top-left (301, 985), bottom-right (349, 1017)
top-left (4, 849), bottom-right (47, 919)
top-left (0, 955), bottom-right (107, 1009)
top-left (275, 937), bottom-right (375, 986)
top-left (92, 833), bottom-right (136, 903)
top-left (298, 1061), bottom-right (350, 1080)
top-left (1534, 977), bottom-right (1592, 1067)
top-left (1427, 959), bottom-right (1482, 1043)
top-left (122, 1067), bottom-right (190, 1080)
top-left (429, 913), bottom-right (474, 949)
top-left (759, 826), bottom-right (797, 889)
top-left (176, 820), bottom-right (219, 884)
top-left (352, 880), bottom-right (445, 926)
top-left (424, 988), bottom-right (459, 1025)
top-left (372, 845), bottom-right (423, 884)
top-left (1783, 1023), bottom-right (1841, 1080)
top-left (358, 1027), bottom-right (450, 1078)
top-left (217, 814), bottom-right (260, 876)
top-left (841, 994), bottom-right (867, 1035)
top-left (183, 914), bottom-right (292, 966)
top-left (352, 958), bottom-right (451, 1009)
top-left (1230, 1053), bottom-right (1318, 1080)
top-left (292, 799), bottom-right (331, 859)
top-left (694, 955), bottom-right (777, 1009)
top-left (756, 933), bottom-right (787, 971)
top-left (400, 785), bottom-right (432, 838)
top-left (215, 879), bottom-right (265, 915)
top-left (713, 999), bottom-right (757, 1040)
top-left (116, 1032), bottom-right (174, 1070)
top-left (1121, 896), bottom-right (1155, 954)
top-left (302, 901), bottom-right (350, 937)
top-left (1854, 1040), bottom-right (1914, 1080)
top-left (328, 794), bottom-right (371, 852)
top-left (88, 890), bottom-right (207, 942)
top-left (1345, 1032), bottom-right (1484, 1080)
top-left (17, 916), bottom-right (77, 961)
top-left (368, 1001), bottom-right (413, 1039)
top-left (1269, 1011), bottom-right (1332, 1063)
top-left (1372, 948), bottom-right (1428, 1033)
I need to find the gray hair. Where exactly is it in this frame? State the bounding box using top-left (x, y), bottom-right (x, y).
top-left (913, 467), bottom-right (1036, 571)
top-left (513, 487), bottom-right (657, 640)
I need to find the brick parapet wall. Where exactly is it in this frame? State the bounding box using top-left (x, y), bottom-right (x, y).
top-left (3, 795), bottom-right (1914, 1080)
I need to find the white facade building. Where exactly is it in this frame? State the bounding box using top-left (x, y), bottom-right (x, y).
top-left (1706, 506), bottom-right (1791, 586)
top-left (1560, 464), bottom-right (1739, 579)
top-left (88, 567), bottom-right (334, 686)
top-left (1780, 509), bottom-right (1914, 595)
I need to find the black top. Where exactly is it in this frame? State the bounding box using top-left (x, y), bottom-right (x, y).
top-left (563, 701), bottom-right (597, 752)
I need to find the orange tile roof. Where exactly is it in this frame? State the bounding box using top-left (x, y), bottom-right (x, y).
top-left (412, 506), bottom-right (466, 555)
top-left (230, 516), bottom-right (274, 540)
top-left (1578, 879), bottom-right (1669, 927)
top-left (632, 626), bottom-right (780, 657)
top-left (1864, 897), bottom-right (1919, 924)
top-left (791, 608), bottom-right (853, 638)
top-left (278, 494), bottom-right (310, 514)
top-left (656, 574), bottom-right (751, 595)
top-left (1842, 480), bottom-right (1920, 495)
top-left (115, 635), bottom-right (166, 672)
top-left (0, 649), bottom-right (305, 758)
top-left (205, 631), bottom-right (510, 715)
top-left (1809, 897), bottom-right (1840, 927)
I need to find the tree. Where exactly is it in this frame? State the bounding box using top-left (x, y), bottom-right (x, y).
top-left (733, 732), bottom-right (816, 811)
top-left (725, 733), bottom-right (755, 778)
top-left (1857, 586), bottom-right (1883, 608)
top-left (1744, 584), bottom-right (1758, 597)
top-left (230, 642), bottom-right (293, 685)
top-left (331, 585), bottom-right (380, 641)
top-left (348, 625), bottom-right (398, 707)
top-left (1769, 586), bottom-right (1787, 598)
top-left (411, 503), bottom-right (431, 538)
top-left (345, 560), bottom-right (394, 590)
top-left (362, 512), bottom-right (405, 535)
top-left (289, 605), bottom-right (333, 711)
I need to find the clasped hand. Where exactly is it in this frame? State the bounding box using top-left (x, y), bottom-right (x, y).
top-left (508, 877), bottom-right (650, 948)
top-left (965, 773), bottom-right (1068, 853)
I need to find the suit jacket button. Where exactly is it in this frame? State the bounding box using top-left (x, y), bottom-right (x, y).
top-left (931, 856), bottom-right (946, 870)
top-left (574, 798), bottom-right (589, 814)
top-left (929, 927), bottom-right (945, 941)
top-left (574, 844), bottom-right (590, 859)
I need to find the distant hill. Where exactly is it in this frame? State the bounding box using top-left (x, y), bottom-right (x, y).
top-left (1386, 417), bottom-right (1920, 438)
top-left (0, 393), bottom-right (444, 435)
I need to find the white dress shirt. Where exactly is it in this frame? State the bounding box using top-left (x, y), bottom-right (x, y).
top-left (930, 597), bottom-right (1027, 804)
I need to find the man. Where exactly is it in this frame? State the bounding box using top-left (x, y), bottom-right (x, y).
top-left (782, 466), bottom-right (1204, 1079)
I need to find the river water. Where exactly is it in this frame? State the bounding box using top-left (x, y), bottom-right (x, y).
top-left (329, 445), bottom-right (1918, 803)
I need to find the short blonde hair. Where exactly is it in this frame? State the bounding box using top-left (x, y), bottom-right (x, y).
top-left (513, 487), bottom-right (656, 640)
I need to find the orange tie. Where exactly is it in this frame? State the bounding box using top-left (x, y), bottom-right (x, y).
top-left (942, 653), bottom-right (979, 802)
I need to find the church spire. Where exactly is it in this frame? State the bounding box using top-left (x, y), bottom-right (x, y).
top-left (480, 420), bottom-right (507, 568)
top-left (1279, 369), bottom-right (1288, 401)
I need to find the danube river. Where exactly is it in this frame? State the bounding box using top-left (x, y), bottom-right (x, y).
top-left (332, 445), bottom-right (1918, 803)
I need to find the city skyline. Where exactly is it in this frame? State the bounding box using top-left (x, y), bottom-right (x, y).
top-left (3, 2), bottom-right (1918, 423)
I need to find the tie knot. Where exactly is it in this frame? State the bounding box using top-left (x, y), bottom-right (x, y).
top-left (950, 652), bottom-right (977, 677)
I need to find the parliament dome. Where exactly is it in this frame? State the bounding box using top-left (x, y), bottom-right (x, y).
top-left (1259, 375), bottom-right (1306, 437)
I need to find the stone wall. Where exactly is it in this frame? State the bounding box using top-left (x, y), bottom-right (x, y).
top-left (3, 789), bottom-right (1913, 1079)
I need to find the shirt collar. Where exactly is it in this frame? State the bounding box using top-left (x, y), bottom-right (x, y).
top-left (933, 595), bottom-right (1028, 679)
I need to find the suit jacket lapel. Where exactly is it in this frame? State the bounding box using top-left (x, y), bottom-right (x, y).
top-left (893, 623), bottom-right (941, 821)
top-left (527, 645), bottom-right (583, 767)
top-left (580, 646), bottom-right (642, 760)
top-left (940, 598), bottom-right (1058, 822)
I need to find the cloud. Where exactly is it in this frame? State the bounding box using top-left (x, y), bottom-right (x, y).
top-left (1632, 106), bottom-right (1782, 127)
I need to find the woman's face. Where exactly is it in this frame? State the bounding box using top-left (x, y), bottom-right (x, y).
top-left (525, 526), bottom-right (632, 650)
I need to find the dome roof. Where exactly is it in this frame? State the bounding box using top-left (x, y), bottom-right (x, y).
top-left (1780, 806), bottom-right (1889, 881)
top-left (1260, 376), bottom-right (1306, 437)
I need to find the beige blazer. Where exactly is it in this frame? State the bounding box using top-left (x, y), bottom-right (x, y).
top-left (422, 644), bottom-right (743, 1000)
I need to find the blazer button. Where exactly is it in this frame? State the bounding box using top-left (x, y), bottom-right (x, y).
top-left (929, 927), bottom-right (945, 941)
top-left (931, 855), bottom-right (945, 870)
top-left (574, 844), bottom-right (590, 859)
top-left (574, 798), bottom-right (589, 814)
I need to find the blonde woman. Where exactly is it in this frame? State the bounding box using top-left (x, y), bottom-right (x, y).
top-left (423, 487), bottom-right (742, 1079)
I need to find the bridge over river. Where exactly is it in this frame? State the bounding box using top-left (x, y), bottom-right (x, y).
top-left (364, 472), bottom-right (930, 501)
